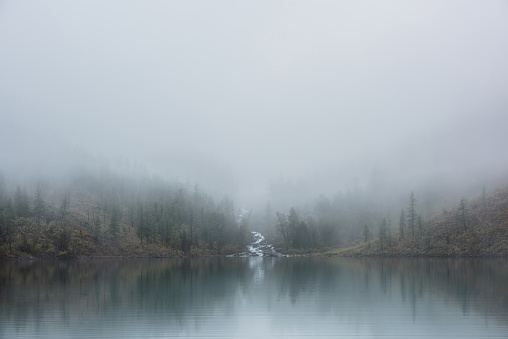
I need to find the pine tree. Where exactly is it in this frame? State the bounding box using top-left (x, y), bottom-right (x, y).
top-left (4, 199), bottom-right (15, 250)
top-left (127, 203), bottom-right (135, 231)
top-left (94, 215), bottom-right (101, 239)
top-left (425, 229), bottom-right (432, 250)
top-left (109, 205), bottom-right (120, 237)
top-left (379, 218), bottom-right (387, 250)
top-left (482, 185), bottom-right (486, 207)
top-left (136, 204), bottom-right (145, 244)
top-left (458, 199), bottom-right (467, 230)
top-left (364, 224), bottom-right (370, 243)
top-left (15, 186), bottom-right (30, 218)
top-left (407, 192), bottom-right (417, 237)
top-left (0, 171), bottom-right (6, 205)
top-left (276, 211), bottom-right (289, 251)
top-left (399, 209), bottom-right (405, 238)
top-left (33, 182), bottom-right (45, 226)
top-left (288, 207), bottom-right (299, 248)
top-left (59, 195), bottom-right (70, 220)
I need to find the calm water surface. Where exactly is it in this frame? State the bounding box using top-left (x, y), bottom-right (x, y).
top-left (1, 257), bottom-right (507, 338)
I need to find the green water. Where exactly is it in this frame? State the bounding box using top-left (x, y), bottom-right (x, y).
top-left (1, 257), bottom-right (507, 338)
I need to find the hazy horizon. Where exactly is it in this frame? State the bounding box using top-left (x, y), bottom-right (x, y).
top-left (2, 1), bottom-right (508, 208)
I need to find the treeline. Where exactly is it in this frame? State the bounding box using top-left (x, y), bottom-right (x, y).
top-left (272, 182), bottom-right (503, 256)
top-left (339, 185), bottom-right (508, 256)
top-left (272, 191), bottom-right (438, 252)
top-left (262, 165), bottom-right (494, 252)
top-left (0, 168), bottom-right (249, 258)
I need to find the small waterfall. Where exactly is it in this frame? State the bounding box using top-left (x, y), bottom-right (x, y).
top-left (228, 231), bottom-right (283, 257)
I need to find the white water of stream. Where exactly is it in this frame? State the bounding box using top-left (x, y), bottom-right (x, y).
top-left (229, 231), bottom-right (283, 257)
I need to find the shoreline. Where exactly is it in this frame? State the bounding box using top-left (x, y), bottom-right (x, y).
top-left (2, 252), bottom-right (507, 262)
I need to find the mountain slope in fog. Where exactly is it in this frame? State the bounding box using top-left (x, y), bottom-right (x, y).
top-left (337, 185), bottom-right (508, 256)
top-left (0, 167), bottom-right (249, 259)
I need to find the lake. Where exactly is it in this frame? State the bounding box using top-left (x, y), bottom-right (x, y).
top-left (1, 257), bottom-right (507, 338)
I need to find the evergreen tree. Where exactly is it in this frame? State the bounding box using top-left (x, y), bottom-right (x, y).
top-left (4, 199), bottom-right (15, 250)
top-left (0, 204), bottom-right (4, 244)
top-left (387, 226), bottom-right (393, 247)
top-left (0, 171), bottom-right (5, 205)
top-left (109, 205), bottom-right (120, 237)
top-left (458, 199), bottom-right (467, 230)
top-left (379, 218), bottom-right (387, 250)
top-left (294, 220), bottom-right (309, 249)
top-left (407, 192), bottom-right (417, 237)
top-left (399, 209), bottom-right (405, 238)
top-left (275, 211), bottom-right (290, 251)
top-left (169, 200), bottom-right (182, 249)
top-left (127, 203), bottom-right (135, 231)
top-left (417, 214), bottom-right (423, 236)
top-left (59, 195), bottom-right (70, 220)
top-left (94, 215), bottom-right (101, 239)
top-left (425, 228), bottom-right (432, 250)
top-left (161, 205), bottom-right (171, 246)
top-left (14, 186), bottom-right (30, 218)
top-left (363, 224), bottom-right (370, 243)
top-left (180, 229), bottom-right (190, 253)
top-left (288, 207), bottom-right (299, 248)
top-left (33, 182), bottom-right (45, 226)
top-left (136, 204), bottom-right (145, 244)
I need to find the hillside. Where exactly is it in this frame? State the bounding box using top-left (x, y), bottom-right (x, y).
top-left (335, 185), bottom-right (508, 256)
top-left (0, 210), bottom-right (237, 260)
top-left (2, 166), bottom-right (508, 259)
top-left (0, 170), bottom-right (249, 259)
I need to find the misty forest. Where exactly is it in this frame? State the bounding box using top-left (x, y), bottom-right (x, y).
top-left (1, 149), bottom-right (507, 258)
top-left (1, 1), bottom-right (508, 337)
top-left (1, 1), bottom-right (508, 260)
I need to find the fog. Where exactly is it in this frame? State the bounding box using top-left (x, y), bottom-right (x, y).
top-left (1, 1), bottom-right (508, 211)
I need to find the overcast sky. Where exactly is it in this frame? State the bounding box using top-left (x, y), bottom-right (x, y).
top-left (1, 1), bottom-right (508, 205)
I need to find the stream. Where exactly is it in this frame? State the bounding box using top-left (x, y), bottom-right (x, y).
top-left (229, 231), bottom-right (283, 257)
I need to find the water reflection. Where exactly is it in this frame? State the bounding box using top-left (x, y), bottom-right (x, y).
top-left (0, 257), bottom-right (507, 338)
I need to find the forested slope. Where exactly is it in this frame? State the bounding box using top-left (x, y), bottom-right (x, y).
top-left (0, 168), bottom-right (250, 259)
top-left (336, 185), bottom-right (508, 256)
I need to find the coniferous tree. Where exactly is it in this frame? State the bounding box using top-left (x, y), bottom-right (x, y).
top-left (109, 205), bottom-right (120, 237)
top-left (181, 229), bottom-right (190, 253)
top-left (0, 204), bottom-right (4, 244)
top-left (0, 171), bottom-right (5, 205)
top-left (407, 192), bottom-right (417, 237)
top-left (425, 229), bottom-right (432, 250)
top-left (399, 209), bottom-right (405, 238)
top-left (458, 199), bottom-right (467, 230)
top-left (379, 218), bottom-right (387, 250)
top-left (59, 195), bottom-right (70, 220)
top-left (417, 214), bottom-right (423, 236)
top-left (288, 207), bottom-right (299, 248)
top-left (387, 226), bottom-right (393, 247)
top-left (33, 182), bottom-right (45, 226)
top-left (363, 224), bottom-right (370, 243)
top-left (127, 203), bottom-right (135, 231)
top-left (161, 205), bottom-right (171, 246)
top-left (4, 199), bottom-right (15, 250)
top-left (482, 185), bottom-right (486, 207)
top-left (137, 204), bottom-right (145, 244)
top-left (14, 186), bottom-right (30, 218)
top-left (93, 215), bottom-right (101, 239)
top-left (275, 211), bottom-right (290, 251)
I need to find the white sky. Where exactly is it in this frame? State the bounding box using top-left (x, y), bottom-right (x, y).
top-left (1, 0), bottom-right (508, 204)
